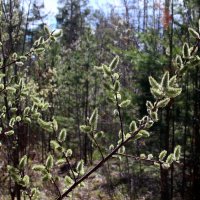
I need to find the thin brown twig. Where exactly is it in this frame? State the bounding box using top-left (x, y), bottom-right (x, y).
top-left (116, 152), bottom-right (183, 167)
top-left (51, 176), bottom-right (62, 198)
top-left (56, 125), bottom-right (144, 200)
top-left (116, 152), bottom-right (160, 165)
top-left (90, 131), bottom-right (105, 159)
top-left (111, 76), bottom-right (125, 142)
top-left (45, 166), bottom-right (61, 198)
top-left (64, 156), bottom-right (77, 182)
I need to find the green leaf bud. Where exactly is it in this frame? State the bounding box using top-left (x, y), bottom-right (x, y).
top-left (80, 125), bottom-right (91, 133)
top-left (174, 145), bottom-right (181, 161)
top-left (12, 52), bottom-right (18, 60)
top-left (165, 87), bottom-right (182, 98)
top-left (118, 130), bottom-right (123, 139)
top-left (52, 29), bottom-right (63, 38)
top-left (64, 176), bottom-right (74, 186)
top-left (5, 130), bottom-right (14, 136)
top-left (79, 182), bottom-right (86, 187)
top-left (50, 36), bottom-right (56, 41)
top-left (19, 155), bottom-right (27, 169)
top-left (162, 163), bottom-right (170, 170)
top-left (159, 150), bottom-right (167, 161)
top-left (16, 61), bottom-right (24, 67)
top-left (175, 55), bottom-right (183, 67)
top-left (125, 133), bottom-right (131, 139)
top-left (94, 66), bottom-right (103, 71)
top-left (169, 75), bottom-right (177, 86)
top-left (139, 130), bottom-right (150, 138)
top-left (9, 118), bottom-right (16, 128)
top-left (19, 56), bottom-right (27, 61)
top-left (65, 149), bottom-right (73, 157)
top-left (56, 159), bottom-right (66, 166)
top-left (6, 87), bottom-right (16, 93)
top-left (140, 154), bottom-right (146, 159)
top-left (140, 116), bottom-right (149, 124)
top-left (149, 76), bottom-right (160, 89)
top-left (44, 25), bottom-right (51, 35)
top-left (188, 28), bottom-right (200, 39)
top-left (10, 107), bottom-right (17, 112)
top-left (147, 154), bottom-right (153, 160)
top-left (109, 55), bottom-right (119, 70)
top-left (23, 107), bottom-right (30, 115)
top-left (7, 165), bottom-right (19, 174)
top-left (16, 116), bottom-right (21, 122)
top-left (42, 173), bottom-right (52, 181)
top-left (134, 133), bottom-right (143, 140)
top-left (35, 48), bottom-right (45, 53)
top-left (52, 118), bottom-right (58, 131)
top-left (50, 140), bottom-right (61, 151)
top-left (22, 175), bottom-right (30, 186)
top-left (129, 120), bottom-right (137, 132)
top-left (118, 146), bottom-right (125, 154)
top-left (146, 101), bottom-right (154, 109)
top-left (150, 111), bottom-right (158, 121)
top-left (166, 153), bottom-right (174, 164)
top-left (76, 160), bottom-right (84, 175)
top-left (117, 138), bottom-right (122, 145)
top-left (154, 162), bottom-right (160, 167)
top-left (58, 129), bottom-right (67, 142)
top-left (113, 72), bottom-right (119, 80)
top-left (42, 103), bottom-right (50, 111)
top-left (109, 144), bottom-right (114, 151)
top-left (31, 188), bottom-right (40, 196)
top-left (116, 93), bottom-right (121, 100)
top-left (0, 84), bottom-right (4, 90)
top-left (31, 112), bottom-right (41, 120)
top-left (113, 80), bottom-right (120, 92)
top-left (161, 71), bottom-right (169, 88)
top-left (46, 155), bottom-right (54, 169)
top-left (24, 117), bottom-right (31, 123)
top-left (37, 118), bottom-right (53, 132)
top-left (182, 43), bottom-right (190, 58)
top-left (157, 98), bottom-right (170, 108)
top-left (150, 88), bottom-right (163, 99)
top-left (145, 120), bottom-right (154, 128)
top-left (102, 64), bottom-right (112, 76)
top-left (119, 99), bottom-right (131, 108)
top-left (113, 109), bottom-right (119, 117)
top-left (89, 108), bottom-right (98, 129)
top-left (32, 164), bottom-right (46, 172)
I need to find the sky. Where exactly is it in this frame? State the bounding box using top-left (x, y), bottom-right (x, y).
top-left (43, 0), bottom-right (123, 13)
top-left (41, 0), bottom-right (123, 28)
top-left (23, 0), bottom-right (123, 29)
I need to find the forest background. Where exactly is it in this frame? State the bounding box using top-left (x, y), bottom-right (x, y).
top-left (0, 0), bottom-right (200, 200)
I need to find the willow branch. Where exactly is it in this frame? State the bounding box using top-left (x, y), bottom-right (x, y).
top-left (116, 153), bottom-right (183, 167)
top-left (56, 125), bottom-right (144, 200)
top-left (111, 76), bottom-right (124, 142)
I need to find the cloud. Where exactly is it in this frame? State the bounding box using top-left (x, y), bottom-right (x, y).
top-left (113, 0), bottom-right (123, 7)
top-left (44, 0), bottom-right (58, 14)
